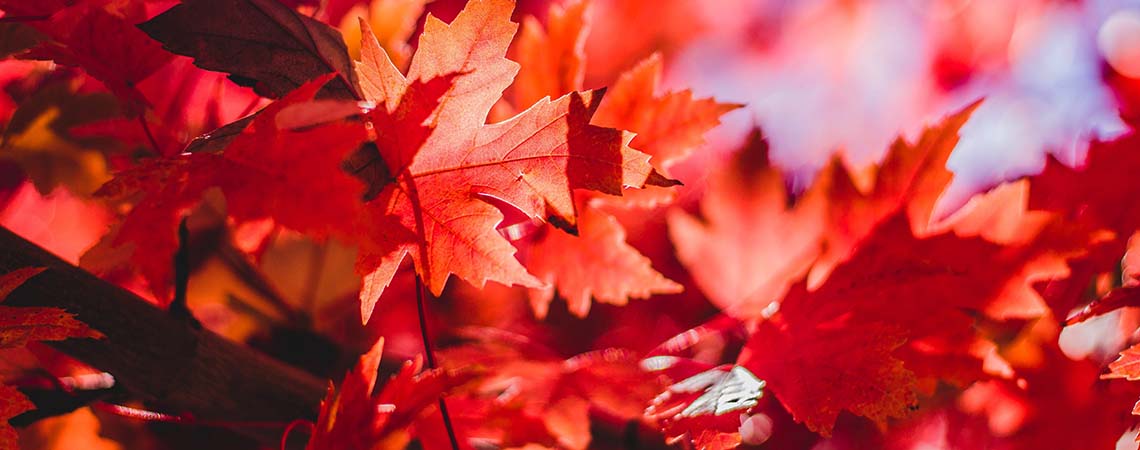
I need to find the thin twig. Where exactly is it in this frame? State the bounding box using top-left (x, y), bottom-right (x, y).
top-left (415, 276), bottom-right (460, 450)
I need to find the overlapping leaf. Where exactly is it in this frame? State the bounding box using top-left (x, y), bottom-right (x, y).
top-left (811, 101), bottom-right (980, 281)
top-left (24, 0), bottom-right (174, 107)
top-left (507, 0), bottom-right (588, 110)
top-left (505, 1), bottom-right (737, 317)
top-left (738, 211), bottom-right (1069, 435)
top-left (139, 0), bottom-right (360, 99)
top-left (437, 329), bottom-right (665, 450)
top-left (307, 338), bottom-right (471, 450)
top-left (95, 76), bottom-right (369, 300)
top-left (353, 0), bottom-right (676, 321)
top-left (668, 129), bottom-right (825, 319)
top-left (527, 200), bottom-right (681, 318)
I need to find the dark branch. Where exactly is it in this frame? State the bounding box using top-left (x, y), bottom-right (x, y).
top-left (0, 226), bottom-right (327, 446)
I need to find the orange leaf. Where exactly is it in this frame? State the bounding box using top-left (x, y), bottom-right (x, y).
top-left (439, 332), bottom-right (663, 449)
top-left (339, 0), bottom-right (428, 69)
top-left (668, 129), bottom-right (826, 319)
top-left (593, 53), bottom-right (743, 173)
top-left (1105, 343), bottom-right (1140, 382)
top-left (526, 202), bottom-right (681, 318)
top-left (506, 6), bottom-right (737, 318)
top-left (353, 0), bottom-right (674, 321)
top-left (508, 0), bottom-right (590, 109)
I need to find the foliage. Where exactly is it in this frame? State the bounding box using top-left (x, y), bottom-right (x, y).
top-left (2, 0), bottom-right (1140, 449)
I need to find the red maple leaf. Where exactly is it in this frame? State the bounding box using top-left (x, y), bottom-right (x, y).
top-left (526, 200), bottom-right (681, 317)
top-left (737, 211), bottom-right (1065, 435)
top-left (504, 1), bottom-right (738, 317)
top-left (1028, 132), bottom-right (1140, 238)
top-left (668, 129), bottom-right (826, 319)
top-left (1025, 132), bottom-right (1140, 316)
top-left (959, 325), bottom-right (1140, 450)
top-left (306, 338), bottom-right (472, 450)
top-left (353, 0), bottom-right (676, 321)
top-left (0, 384), bottom-right (34, 450)
top-left (811, 101), bottom-right (980, 281)
top-left (434, 328), bottom-right (666, 450)
top-left (25, 0), bottom-right (175, 108)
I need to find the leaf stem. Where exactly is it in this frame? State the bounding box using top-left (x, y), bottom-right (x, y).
top-left (415, 275), bottom-right (460, 450)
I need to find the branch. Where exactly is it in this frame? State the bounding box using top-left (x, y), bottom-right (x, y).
top-left (0, 226), bottom-right (327, 445)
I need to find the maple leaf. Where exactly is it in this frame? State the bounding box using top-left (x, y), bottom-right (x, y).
top-left (71, 56), bottom-right (268, 157)
top-left (668, 129), bottom-right (826, 319)
top-left (139, 0), bottom-right (361, 99)
top-left (932, 180), bottom-right (1082, 320)
top-left (507, 0), bottom-right (589, 110)
top-left (353, 0), bottom-right (674, 321)
top-left (1105, 343), bottom-right (1140, 384)
top-left (958, 328), bottom-right (1140, 450)
top-left (307, 338), bottom-right (472, 450)
top-left (23, 0), bottom-right (175, 107)
top-left (0, 267), bottom-right (102, 450)
top-left (811, 101), bottom-right (980, 281)
top-left (1028, 132), bottom-right (1140, 238)
top-left (738, 212), bottom-right (1067, 435)
top-left (0, 0), bottom-right (75, 17)
top-left (1022, 132), bottom-right (1140, 316)
top-left (526, 201), bottom-right (681, 318)
top-left (592, 53), bottom-right (743, 174)
top-left (505, 4), bottom-right (737, 317)
top-left (95, 75), bottom-right (369, 300)
top-left (437, 329), bottom-right (665, 450)
top-left (580, 0), bottom-right (704, 83)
